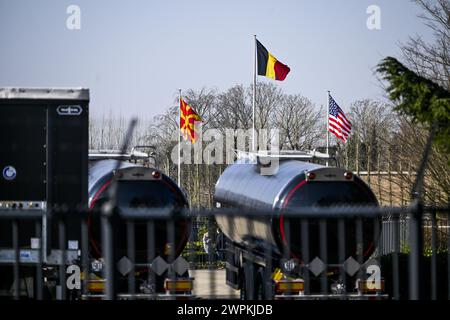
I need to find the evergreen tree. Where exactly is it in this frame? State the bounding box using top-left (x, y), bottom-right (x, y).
top-left (377, 56), bottom-right (450, 155)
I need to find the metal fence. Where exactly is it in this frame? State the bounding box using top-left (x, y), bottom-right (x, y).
top-left (0, 201), bottom-right (449, 300)
top-left (1, 119), bottom-right (448, 300)
top-left (380, 214), bottom-right (449, 255)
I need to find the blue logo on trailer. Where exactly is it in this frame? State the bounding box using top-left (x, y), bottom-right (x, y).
top-left (2, 166), bottom-right (17, 180)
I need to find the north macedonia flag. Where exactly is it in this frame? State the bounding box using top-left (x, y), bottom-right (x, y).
top-left (180, 97), bottom-right (202, 143)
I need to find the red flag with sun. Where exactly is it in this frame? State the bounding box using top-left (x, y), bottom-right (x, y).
top-left (180, 97), bottom-right (202, 143)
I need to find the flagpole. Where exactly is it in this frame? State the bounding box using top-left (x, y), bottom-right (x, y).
top-left (178, 89), bottom-right (182, 187)
top-left (252, 34), bottom-right (257, 153)
top-left (326, 90), bottom-right (330, 166)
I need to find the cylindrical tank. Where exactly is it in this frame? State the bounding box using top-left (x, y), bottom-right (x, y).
top-left (214, 159), bottom-right (379, 264)
top-left (88, 160), bottom-right (189, 262)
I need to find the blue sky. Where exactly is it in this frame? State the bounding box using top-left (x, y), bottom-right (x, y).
top-left (0, 0), bottom-right (432, 118)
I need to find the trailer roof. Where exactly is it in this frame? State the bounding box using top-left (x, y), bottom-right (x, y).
top-left (0, 87), bottom-right (89, 100)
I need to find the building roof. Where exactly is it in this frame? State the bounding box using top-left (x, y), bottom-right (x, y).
top-left (0, 87), bottom-right (89, 100)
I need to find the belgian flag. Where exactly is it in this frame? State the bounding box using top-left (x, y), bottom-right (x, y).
top-left (256, 40), bottom-right (290, 81)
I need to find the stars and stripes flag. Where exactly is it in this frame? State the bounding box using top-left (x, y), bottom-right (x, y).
top-left (328, 94), bottom-right (351, 143)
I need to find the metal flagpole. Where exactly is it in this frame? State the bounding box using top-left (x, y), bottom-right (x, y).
top-left (252, 34), bottom-right (257, 152)
top-left (178, 89), bottom-right (182, 187)
top-left (326, 90), bottom-right (330, 166)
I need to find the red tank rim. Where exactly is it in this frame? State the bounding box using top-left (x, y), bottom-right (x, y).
top-left (278, 178), bottom-right (377, 261)
top-left (87, 177), bottom-right (189, 259)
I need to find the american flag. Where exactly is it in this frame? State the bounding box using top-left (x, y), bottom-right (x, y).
top-left (328, 94), bottom-right (351, 143)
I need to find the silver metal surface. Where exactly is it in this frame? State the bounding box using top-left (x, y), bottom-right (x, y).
top-left (215, 159), bottom-right (321, 210)
top-left (0, 201), bottom-right (46, 210)
top-left (0, 249), bottom-right (78, 265)
top-left (0, 87), bottom-right (89, 100)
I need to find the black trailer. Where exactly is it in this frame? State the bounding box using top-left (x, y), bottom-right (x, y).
top-left (0, 87), bottom-right (89, 251)
top-left (214, 157), bottom-right (380, 299)
top-left (0, 87), bottom-right (89, 297)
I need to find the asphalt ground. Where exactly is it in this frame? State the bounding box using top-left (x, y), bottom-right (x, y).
top-left (190, 269), bottom-right (240, 299)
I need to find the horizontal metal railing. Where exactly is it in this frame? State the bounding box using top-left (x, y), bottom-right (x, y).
top-left (0, 202), bottom-right (449, 300)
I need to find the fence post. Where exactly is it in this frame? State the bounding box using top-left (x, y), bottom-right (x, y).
top-left (392, 214), bottom-right (400, 299)
top-left (102, 203), bottom-right (116, 300)
top-left (430, 208), bottom-right (437, 300)
top-left (337, 218), bottom-right (346, 294)
top-left (301, 219), bottom-right (310, 295)
top-left (58, 217), bottom-right (67, 300)
top-left (81, 215), bottom-right (89, 298)
top-left (408, 201), bottom-right (423, 300)
top-left (408, 121), bottom-right (436, 300)
top-left (126, 221), bottom-right (136, 298)
top-left (12, 220), bottom-right (20, 300)
top-left (35, 220), bottom-right (43, 300)
top-left (319, 219), bottom-right (328, 294)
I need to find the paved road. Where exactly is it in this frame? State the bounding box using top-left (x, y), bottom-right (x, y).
top-left (190, 269), bottom-right (240, 299)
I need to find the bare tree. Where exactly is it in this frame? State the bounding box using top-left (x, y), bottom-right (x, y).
top-left (183, 87), bottom-right (218, 129)
top-left (275, 94), bottom-right (323, 150)
top-left (401, 0), bottom-right (450, 89)
top-left (339, 99), bottom-right (397, 172)
top-left (252, 82), bottom-right (283, 131)
top-left (215, 85), bottom-right (251, 132)
top-left (391, 117), bottom-right (450, 204)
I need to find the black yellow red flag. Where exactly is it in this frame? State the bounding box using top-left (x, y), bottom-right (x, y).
top-left (180, 97), bottom-right (202, 143)
top-left (256, 40), bottom-right (290, 81)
